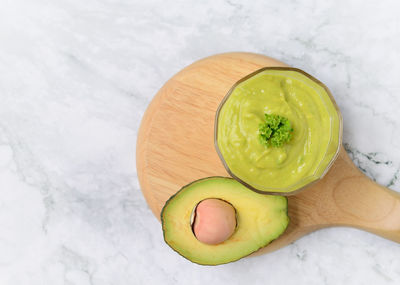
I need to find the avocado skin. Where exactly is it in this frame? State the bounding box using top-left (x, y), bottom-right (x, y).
top-left (160, 176), bottom-right (289, 266)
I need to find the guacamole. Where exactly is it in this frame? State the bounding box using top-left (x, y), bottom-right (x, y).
top-left (215, 68), bottom-right (342, 194)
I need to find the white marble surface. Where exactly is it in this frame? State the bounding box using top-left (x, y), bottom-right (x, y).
top-left (1, 0), bottom-right (400, 284)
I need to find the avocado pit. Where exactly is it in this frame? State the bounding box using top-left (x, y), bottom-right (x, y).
top-left (192, 199), bottom-right (237, 245)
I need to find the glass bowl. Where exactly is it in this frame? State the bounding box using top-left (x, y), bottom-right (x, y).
top-left (214, 67), bottom-right (343, 195)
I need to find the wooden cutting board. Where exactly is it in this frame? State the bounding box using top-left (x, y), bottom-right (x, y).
top-left (136, 52), bottom-right (400, 254)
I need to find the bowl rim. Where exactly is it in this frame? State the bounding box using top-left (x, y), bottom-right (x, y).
top-left (214, 66), bottom-right (343, 196)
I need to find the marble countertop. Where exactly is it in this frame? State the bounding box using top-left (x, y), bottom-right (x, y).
top-left (1, 0), bottom-right (400, 284)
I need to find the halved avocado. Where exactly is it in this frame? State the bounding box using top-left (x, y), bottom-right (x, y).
top-left (161, 177), bottom-right (289, 265)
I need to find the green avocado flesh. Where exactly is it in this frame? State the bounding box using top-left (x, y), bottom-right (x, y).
top-left (216, 68), bottom-right (341, 193)
top-left (161, 177), bottom-right (289, 265)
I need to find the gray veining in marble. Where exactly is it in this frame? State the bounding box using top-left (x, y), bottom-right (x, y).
top-left (0, 0), bottom-right (400, 284)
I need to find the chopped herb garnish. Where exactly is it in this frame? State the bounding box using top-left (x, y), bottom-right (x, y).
top-left (259, 114), bottom-right (293, 147)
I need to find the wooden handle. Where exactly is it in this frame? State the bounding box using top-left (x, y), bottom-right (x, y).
top-left (304, 147), bottom-right (400, 243)
top-left (329, 148), bottom-right (400, 242)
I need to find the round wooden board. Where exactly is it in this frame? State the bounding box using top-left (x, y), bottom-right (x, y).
top-left (137, 52), bottom-right (400, 254)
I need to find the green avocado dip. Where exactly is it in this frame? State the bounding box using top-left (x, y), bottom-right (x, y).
top-left (216, 68), bottom-right (342, 194)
